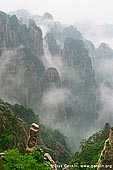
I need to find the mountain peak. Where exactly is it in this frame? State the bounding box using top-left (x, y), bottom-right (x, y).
top-left (42, 12), bottom-right (53, 20)
top-left (8, 9), bottom-right (31, 18)
top-left (98, 43), bottom-right (111, 50)
top-left (97, 43), bottom-right (113, 54)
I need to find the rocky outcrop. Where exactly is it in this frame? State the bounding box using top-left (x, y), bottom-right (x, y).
top-left (0, 11), bottom-right (44, 57)
top-left (96, 43), bottom-right (113, 60)
top-left (42, 13), bottom-right (54, 20)
top-left (43, 67), bottom-right (61, 89)
top-left (26, 123), bottom-right (39, 153)
top-left (0, 12), bottom-right (45, 107)
top-left (84, 39), bottom-right (96, 68)
top-left (28, 19), bottom-right (44, 57)
top-left (97, 127), bottom-right (113, 170)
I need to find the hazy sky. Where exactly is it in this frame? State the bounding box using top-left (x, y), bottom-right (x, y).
top-left (1, 0), bottom-right (113, 24)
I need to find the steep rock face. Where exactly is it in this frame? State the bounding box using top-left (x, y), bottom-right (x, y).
top-left (32, 12), bottom-right (55, 36)
top-left (50, 25), bottom-right (83, 44)
top-left (63, 38), bottom-right (91, 68)
top-left (96, 43), bottom-right (113, 60)
top-left (8, 9), bottom-right (31, 19)
top-left (0, 11), bottom-right (44, 57)
top-left (28, 19), bottom-right (44, 57)
top-left (0, 10), bottom-right (99, 153)
top-left (45, 33), bottom-right (60, 56)
top-left (0, 47), bottom-right (45, 108)
top-left (98, 127), bottom-right (113, 170)
top-left (84, 39), bottom-right (96, 68)
top-left (0, 12), bottom-right (45, 108)
top-left (0, 103), bottom-right (28, 152)
top-left (62, 38), bottom-right (96, 126)
top-left (61, 26), bottom-right (83, 42)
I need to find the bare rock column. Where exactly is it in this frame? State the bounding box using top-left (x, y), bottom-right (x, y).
top-left (26, 123), bottom-right (39, 153)
top-left (26, 123), bottom-right (57, 170)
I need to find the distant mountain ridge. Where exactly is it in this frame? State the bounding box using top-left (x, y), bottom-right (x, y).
top-left (8, 9), bottom-right (32, 18)
top-left (8, 9), bottom-right (113, 48)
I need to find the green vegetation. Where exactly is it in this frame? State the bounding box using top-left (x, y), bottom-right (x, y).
top-left (0, 102), bottom-right (27, 153)
top-left (71, 141), bottom-right (104, 168)
top-left (70, 123), bottom-right (110, 169)
top-left (0, 159), bottom-right (4, 170)
top-left (2, 149), bottom-right (52, 170)
top-left (0, 99), bottom-right (71, 164)
top-left (0, 97), bottom-right (111, 168)
top-left (23, 48), bottom-right (45, 75)
top-left (38, 126), bottom-right (71, 164)
top-left (9, 103), bottom-right (39, 130)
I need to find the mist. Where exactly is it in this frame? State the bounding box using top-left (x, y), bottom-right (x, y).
top-left (39, 43), bottom-right (95, 152)
top-left (96, 59), bottom-right (113, 82)
top-left (39, 86), bottom-right (88, 152)
top-left (74, 21), bottom-right (113, 48)
top-left (89, 51), bottom-right (113, 134)
top-left (0, 47), bottom-right (20, 78)
top-left (40, 87), bottom-right (70, 127)
top-left (98, 84), bottom-right (113, 123)
top-left (96, 59), bottom-right (113, 125)
top-left (0, 46), bottom-right (24, 104)
top-left (1, 8), bottom-right (113, 154)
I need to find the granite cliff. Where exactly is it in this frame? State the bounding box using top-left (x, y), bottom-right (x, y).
top-left (0, 11), bottom-right (45, 109)
top-left (0, 10), bottom-right (101, 153)
top-left (62, 38), bottom-right (97, 127)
